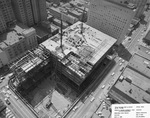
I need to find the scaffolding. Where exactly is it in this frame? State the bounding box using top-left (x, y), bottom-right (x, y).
top-left (9, 45), bottom-right (52, 86)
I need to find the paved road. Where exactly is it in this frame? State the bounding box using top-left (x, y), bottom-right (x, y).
top-left (70, 57), bottom-right (127, 118)
top-left (0, 74), bottom-right (37, 118)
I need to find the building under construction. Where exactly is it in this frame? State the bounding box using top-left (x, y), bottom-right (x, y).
top-left (9, 45), bottom-right (52, 93)
top-left (41, 21), bottom-right (117, 86)
top-left (9, 21), bottom-right (117, 93)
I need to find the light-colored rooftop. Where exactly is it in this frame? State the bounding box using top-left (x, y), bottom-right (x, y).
top-left (0, 42), bottom-right (8, 50)
top-left (22, 27), bottom-right (36, 37)
top-left (128, 53), bottom-right (150, 78)
top-left (112, 67), bottom-right (150, 103)
top-left (41, 21), bottom-right (116, 84)
top-left (122, 68), bottom-right (150, 92)
top-left (0, 23), bottom-right (30, 50)
top-left (42, 21), bottom-right (116, 64)
top-left (137, 45), bottom-right (150, 60)
top-left (0, 31), bottom-right (24, 48)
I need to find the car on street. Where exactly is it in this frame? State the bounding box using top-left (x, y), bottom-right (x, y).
top-left (122, 59), bottom-right (125, 63)
top-left (1, 77), bottom-right (5, 80)
top-left (96, 111), bottom-right (102, 116)
top-left (119, 63), bottom-right (122, 66)
top-left (5, 98), bottom-right (10, 105)
top-left (111, 72), bottom-right (115, 76)
top-left (7, 90), bottom-right (11, 95)
top-left (14, 95), bottom-right (18, 100)
top-left (120, 66), bottom-right (125, 71)
top-left (101, 85), bottom-right (105, 89)
top-left (73, 106), bottom-right (78, 111)
top-left (90, 97), bottom-right (95, 102)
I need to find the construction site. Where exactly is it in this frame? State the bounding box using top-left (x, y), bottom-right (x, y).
top-left (8, 45), bottom-right (80, 117)
top-left (8, 21), bottom-right (116, 117)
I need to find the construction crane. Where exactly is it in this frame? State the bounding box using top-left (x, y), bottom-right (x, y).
top-left (80, 7), bottom-right (86, 34)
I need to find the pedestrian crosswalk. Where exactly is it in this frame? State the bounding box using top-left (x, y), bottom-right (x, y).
top-left (5, 107), bottom-right (15, 118)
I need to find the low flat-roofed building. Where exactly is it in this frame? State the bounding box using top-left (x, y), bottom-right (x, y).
top-left (68, 9), bottom-right (83, 20)
top-left (41, 21), bottom-right (116, 86)
top-left (53, 18), bottom-right (69, 29)
top-left (48, 7), bottom-right (61, 19)
top-left (137, 45), bottom-right (150, 61)
top-left (128, 53), bottom-right (150, 79)
top-left (108, 67), bottom-right (150, 103)
top-left (3, 31), bottom-right (24, 46)
top-left (69, 1), bottom-right (88, 12)
top-left (51, 23), bottom-right (59, 36)
top-left (61, 13), bottom-right (78, 24)
top-left (0, 23), bottom-right (38, 68)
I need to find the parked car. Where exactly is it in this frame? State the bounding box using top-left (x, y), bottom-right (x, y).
top-left (5, 98), bottom-right (10, 105)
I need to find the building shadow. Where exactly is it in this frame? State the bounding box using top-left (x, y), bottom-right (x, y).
top-left (117, 44), bottom-right (132, 62)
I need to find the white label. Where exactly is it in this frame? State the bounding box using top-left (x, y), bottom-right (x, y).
top-left (112, 104), bottom-right (150, 118)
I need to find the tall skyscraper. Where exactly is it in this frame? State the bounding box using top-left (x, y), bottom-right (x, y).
top-left (0, 9), bottom-right (7, 34)
top-left (0, 0), bottom-right (15, 25)
top-left (12, 0), bottom-right (47, 26)
top-left (31, 0), bottom-right (47, 24)
top-left (12, 0), bottom-right (34, 26)
top-left (87, 0), bottom-right (135, 44)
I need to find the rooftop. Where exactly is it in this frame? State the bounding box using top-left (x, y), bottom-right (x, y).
top-left (0, 31), bottom-right (24, 49)
top-left (0, 23), bottom-right (31, 50)
top-left (22, 27), bottom-right (36, 37)
top-left (109, 67), bottom-right (150, 103)
top-left (41, 21), bottom-right (116, 85)
top-left (137, 45), bottom-right (150, 61)
top-left (128, 53), bottom-right (150, 79)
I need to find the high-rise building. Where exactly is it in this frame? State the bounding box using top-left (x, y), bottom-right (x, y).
top-left (0, 9), bottom-right (7, 34)
top-left (12, 0), bottom-right (47, 26)
top-left (12, 0), bottom-right (34, 26)
top-left (31, 0), bottom-right (47, 24)
top-left (87, 0), bottom-right (135, 44)
top-left (0, 0), bottom-right (15, 25)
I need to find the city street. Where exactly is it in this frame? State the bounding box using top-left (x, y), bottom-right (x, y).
top-left (66, 15), bottom-right (150, 118)
top-left (0, 74), bottom-right (37, 118)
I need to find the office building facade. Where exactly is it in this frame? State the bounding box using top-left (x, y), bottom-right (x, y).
top-left (87, 0), bottom-right (135, 44)
top-left (12, 0), bottom-right (47, 26)
top-left (30, 0), bottom-right (47, 24)
top-left (0, 9), bottom-right (7, 34)
top-left (0, 0), bottom-right (15, 25)
top-left (0, 26), bottom-right (38, 68)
